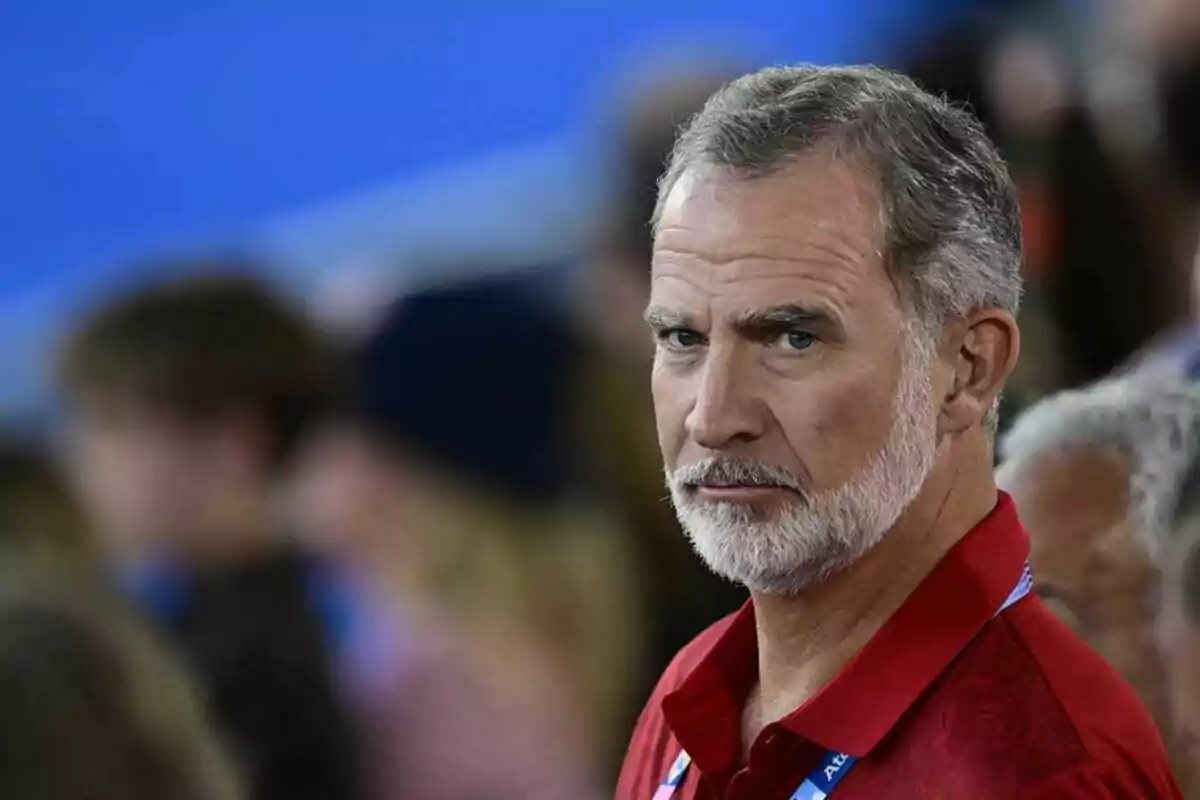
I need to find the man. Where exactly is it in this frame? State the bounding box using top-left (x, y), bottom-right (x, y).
top-left (996, 375), bottom-right (1200, 734)
top-left (0, 433), bottom-right (96, 577)
top-left (56, 269), bottom-right (362, 800)
top-left (617, 64), bottom-right (1179, 799)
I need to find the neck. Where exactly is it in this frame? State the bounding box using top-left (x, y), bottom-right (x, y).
top-left (745, 460), bottom-right (998, 742)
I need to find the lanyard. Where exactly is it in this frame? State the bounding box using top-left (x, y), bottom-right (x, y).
top-left (654, 562), bottom-right (1034, 799)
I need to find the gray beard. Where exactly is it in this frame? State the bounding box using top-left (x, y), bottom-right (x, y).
top-left (667, 348), bottom-right (939, 595)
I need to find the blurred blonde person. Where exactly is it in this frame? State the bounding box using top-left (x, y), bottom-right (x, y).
top-left (0, 434), bottom-right (98, 578)
top-left (291, 272), bottom-right (635, 797)
top-left (0, 573), bottom-right (241, 800)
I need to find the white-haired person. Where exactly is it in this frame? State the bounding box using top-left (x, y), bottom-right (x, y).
top-left (0, 573), bottom-right (243, 800)
top-left (997, 373), bottom-right (1200, 791)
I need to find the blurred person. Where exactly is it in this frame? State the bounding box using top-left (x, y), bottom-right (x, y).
top-left (1041, 87), bottom-right (1187, 390)
top-left (0, 433), bottom-right (98, 577)
top-left (585, 61), bottom-right (747, 365)
top-left (997, 376), bottom-right (1200, 728)
top-left (906, 0), bottom-right (1195, 396)
top-left (1051, 0), bottom-right (1200, 383)
top-left (55, 268), bottom-right (363, 800)
top-left (1122, 236), bottom-right (1200, 380)
top-left (1108, 0), bottom-right (1200, 379)
top-left (290, 270), bottom-right (633, 796)
top-left (902, 1), bottom-right (1072, 411)
top-left (618, 64), bottom-right (1178, 798)
top-left (1155, 11), bottom-right (1200, 200)
top-left (0, 572), bottom-right (241, 800)
top-left (901, 0), bottom-right (1047, 139)
top-left (579, 62), bottom-right (749, 711)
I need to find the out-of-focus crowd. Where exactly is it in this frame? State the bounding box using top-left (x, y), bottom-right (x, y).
top-left (8, 0), bottom-right (1200, 797)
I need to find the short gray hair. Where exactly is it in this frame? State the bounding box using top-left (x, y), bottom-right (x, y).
top-left (655, 64), bottom-right (1023, 326)
top-left (999, 375), bottom-right (1200, 562)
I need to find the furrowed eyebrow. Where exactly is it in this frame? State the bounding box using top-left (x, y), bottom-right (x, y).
top-left (733, 304), bottom-right (838, 337)
top-left (643, 306), bottom-right (696, 331)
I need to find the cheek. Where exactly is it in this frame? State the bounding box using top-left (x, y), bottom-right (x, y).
top-left (73, 437), bottom-right (192, 548)
top-left (73, 439), bottom-right (154, 514)
top-left (774, 365), bottom-right (897, 486)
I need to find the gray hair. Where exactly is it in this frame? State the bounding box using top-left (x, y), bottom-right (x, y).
top-left (999, 375), bottom-right (1200, 562)
top-left (654, 64), bottom-right (1024, 327)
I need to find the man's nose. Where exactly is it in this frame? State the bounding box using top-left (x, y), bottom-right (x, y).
top-left (685, 353), bottom-right (767, 450)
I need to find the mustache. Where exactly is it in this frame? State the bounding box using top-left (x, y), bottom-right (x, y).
top-left (670, 456), bottom-right (805, 493)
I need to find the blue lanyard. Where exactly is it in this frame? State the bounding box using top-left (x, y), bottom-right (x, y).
top-left (654, 562), bottom-right (1033, 799)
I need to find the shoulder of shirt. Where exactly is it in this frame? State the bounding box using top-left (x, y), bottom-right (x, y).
top-left (996, 602), bottom-right (1180, 797)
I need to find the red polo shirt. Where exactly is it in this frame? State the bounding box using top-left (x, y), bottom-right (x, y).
top-left (616, 492), bottom-right (1180, 799)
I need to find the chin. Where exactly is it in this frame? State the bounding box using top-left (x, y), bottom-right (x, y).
top-left (679, 514), bottom-right (848, 595)
top-left (675, 484), bottom-right (902, 594)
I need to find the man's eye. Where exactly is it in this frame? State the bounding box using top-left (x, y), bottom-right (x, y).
top-left (661, 329), bottom-right (705, 349)
top-left (775, 331), bottom-right (817, 352)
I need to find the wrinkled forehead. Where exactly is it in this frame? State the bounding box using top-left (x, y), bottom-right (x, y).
top-left (650, 158), bottom-right (901, 326)
top-left (655, 156), bottom-right (885, 262)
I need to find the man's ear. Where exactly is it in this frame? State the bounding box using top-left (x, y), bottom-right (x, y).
top-left (938, 308), bottom-right (1021, 435)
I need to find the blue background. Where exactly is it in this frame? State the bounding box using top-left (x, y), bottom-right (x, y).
top-left (1, 0), bottom-right (960, 411)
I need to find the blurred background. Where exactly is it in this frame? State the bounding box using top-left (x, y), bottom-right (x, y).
top-left (7, 0), bottom-right (1200, 797)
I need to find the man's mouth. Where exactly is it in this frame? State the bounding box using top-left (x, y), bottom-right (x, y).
top-left (673, 457), bottom-right (804, 502)
top-left (689, 482), bottom-right (796, 501)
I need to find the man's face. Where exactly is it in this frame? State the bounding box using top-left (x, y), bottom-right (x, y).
top-left (62, 400), bottom-right (219, 562)
top-left (648, 157), bottom-right (941, 594)
top-left (997, 450), bottom-right (1167, 722)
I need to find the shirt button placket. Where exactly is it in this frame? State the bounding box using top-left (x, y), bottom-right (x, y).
top-left (726, 770), bottom-right (757, 800)
top-left (726, 728), bottom-right (781, 799)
